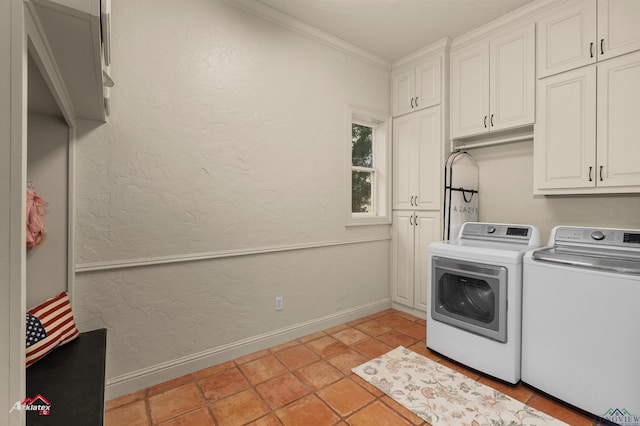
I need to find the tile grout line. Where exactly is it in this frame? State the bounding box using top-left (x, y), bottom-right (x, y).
top-left (110, 310), bottom-right (591, 425)
top-left (271, 329), bottom-right (354, 423)
top-left (134, 312), bottom-right (384, 424)
top-left (231, 354), bottom-right (276, 424)
top-left (261, 313), bottom-right (409, 424)
top-left (192, 371), bottom-right (214, 425)
top-left (143, 388), bottom-right (152, 426)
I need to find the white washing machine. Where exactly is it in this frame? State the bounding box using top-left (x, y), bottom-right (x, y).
top-left (522, 226), bottom-right (640, 420)
top-left (427, 222), bottom-right (540, 384)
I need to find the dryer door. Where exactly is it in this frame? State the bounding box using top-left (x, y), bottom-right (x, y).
top-left (431, 256), bottom-right (507, 342)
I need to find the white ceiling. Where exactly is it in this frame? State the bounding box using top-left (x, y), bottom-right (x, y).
top-left (253, 0), bottom-right (535, 62)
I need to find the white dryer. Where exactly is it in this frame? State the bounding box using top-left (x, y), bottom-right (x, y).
top-left (427, 222), bottom-right (540, 384)
top-left (522, 226), bottom-right (640, 420)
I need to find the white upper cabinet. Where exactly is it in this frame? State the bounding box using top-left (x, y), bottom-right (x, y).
top-left (598, 0), bottom-right (640, 61)
top-left (596, 51), bottom-right (640, 188)
top-left (490, 25), bottom-right (536, 133)
top-left (538, 0), bottom-right (640, 78)
top-left (391, 56), bottom-right (441, 117)
top-left (451, 23), bottom-right (535, 138)
top-left (392, 106), bottom-right (441, 210)
top-left (450, 43), bottom-right (490, 137)
top-left (537, 0), bottom-right (596, 78)
top-left (534, 67), bottom-right (597, 191)
top-left (534, 51), bottom-right (640, 194)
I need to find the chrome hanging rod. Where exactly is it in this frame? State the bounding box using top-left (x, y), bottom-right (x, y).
top-left (453, 134), bottom-right (533, 151)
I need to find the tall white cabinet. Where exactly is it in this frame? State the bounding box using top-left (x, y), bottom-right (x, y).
top-left (393, 107), bottom-right (441, 211)
top-left (390, 43), bottom-right (447, 315)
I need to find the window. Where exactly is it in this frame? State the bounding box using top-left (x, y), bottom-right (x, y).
top-left (346, 106), bottom-right (390, 226)
top-left (351, 122), bottom-right (374, 214)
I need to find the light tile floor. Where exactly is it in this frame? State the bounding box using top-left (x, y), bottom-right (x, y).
top-left (105, 309), bottom-right (596, 425)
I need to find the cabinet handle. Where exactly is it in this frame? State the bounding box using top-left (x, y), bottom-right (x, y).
top-left (600, 39), bottom-right (604, 55)
top-left (410, 196), bottom-right (414, 206)
top-left (490, 114), bottom-right (494, 127)
top-left (599, 165), bottom-right (604, 181)
top-left (590, 42), bottom-right (594, 58)
top-left (484, 116), bottom-right (487, 128)
top-left (414, 196), bottom-right (418, 206)
top-left (415, 215), bottom-right (418, 226)
top-left (410, 97), bottom-right (415, 108)
top-left (415, 96), bottom-right (419, 107)
top-left (410, 215), bottom-right (413, 226)
top-left (588, 166), bottom-right (593, 182)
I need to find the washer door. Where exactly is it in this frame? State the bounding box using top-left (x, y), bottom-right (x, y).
top-left (431, 256), bottom-right (507, 342)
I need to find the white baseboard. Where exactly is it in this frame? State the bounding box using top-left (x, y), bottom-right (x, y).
top-left (105, 298), bottom-right (391, 400)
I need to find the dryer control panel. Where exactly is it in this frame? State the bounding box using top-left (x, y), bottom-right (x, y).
top-left (460, 223), bottom-right (540, 246)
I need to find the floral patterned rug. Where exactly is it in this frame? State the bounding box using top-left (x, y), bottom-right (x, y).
top-left (352, 346), bottom-right (568, 426)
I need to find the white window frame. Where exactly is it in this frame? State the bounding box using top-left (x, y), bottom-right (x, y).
top-left (345, 105), bottom-right (391, 226)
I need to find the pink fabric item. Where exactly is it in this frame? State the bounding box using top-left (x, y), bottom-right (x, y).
top-left (26, 187), bottom-right (47, 249)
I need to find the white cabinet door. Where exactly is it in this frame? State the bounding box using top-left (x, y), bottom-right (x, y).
top-left (415, 56), bottom-right (441, 111)
top-left (451, 25), bottom-right (533, 139)
top-left (597, 51), bottom-right (640, 188)
top-left (393, 114), bottom-right (416, 210)
top-left (415, 107), bottom-right (441, 210)
top-left (534, 67), bottom-right (597, 191)
top-left (393, 106), bottom-right (441, 210)
top-left (490, 24), bottom-right (535, 132)
top-left (537, 0), bottom-right (597, 78)
top-left (391, 211), bottom-right (415, 307)
top-left (391, 69), bottom-right (415, 117)
top-left (451, 43), bottom-right (490, 138)
top-left (391, 211), bottom-right (440, 312)
top-left (392, 57), bottom-right (442, 117)
top-left (598, 0), bottom-right (640, 61)
top-left (414, 212), bottom-right (440, 312)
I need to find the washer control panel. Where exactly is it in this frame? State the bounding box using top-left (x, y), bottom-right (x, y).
top-left (554, 226), bottom-right (640, 248)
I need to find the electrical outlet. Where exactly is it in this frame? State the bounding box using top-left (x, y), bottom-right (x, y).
top-left (275, 296), bottom-right (283, 311)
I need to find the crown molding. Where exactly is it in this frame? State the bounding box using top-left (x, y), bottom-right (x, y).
top-left (392, 37), bottom-right (451, 70)
top-left (221, 0), bottom-right (391, 71)
top-left (451, 0), bottom-right (566, 51)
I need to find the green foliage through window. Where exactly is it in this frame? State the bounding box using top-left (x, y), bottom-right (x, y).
top-left (352, 124), bottom-right (373, 167)
top-left (352, 123), bottom-right (374, 213)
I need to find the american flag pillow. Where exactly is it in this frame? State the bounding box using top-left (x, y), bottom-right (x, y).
top-left (26, 292), bottom-right (79, 367)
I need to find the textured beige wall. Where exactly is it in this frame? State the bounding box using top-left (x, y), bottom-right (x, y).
top-left (72, 0), bottom-right (391, 393)
top-left (473, 141), bottom-right (640, 242)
